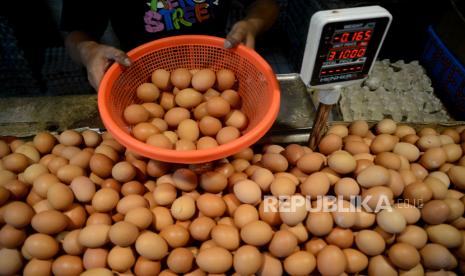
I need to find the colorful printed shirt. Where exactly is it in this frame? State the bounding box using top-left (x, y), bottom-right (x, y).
top-left (62, 0), bottom-right (250, 51)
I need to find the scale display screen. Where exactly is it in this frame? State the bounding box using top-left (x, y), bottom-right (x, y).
top-left (310, 17), bottom-right (390, 86)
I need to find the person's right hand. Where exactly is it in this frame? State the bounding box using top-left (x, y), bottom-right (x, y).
top-left (79, 41), bottom-right (132, 90)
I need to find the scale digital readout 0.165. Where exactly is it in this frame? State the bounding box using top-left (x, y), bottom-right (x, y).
top-left (300, 6), bottom-right (392, 148)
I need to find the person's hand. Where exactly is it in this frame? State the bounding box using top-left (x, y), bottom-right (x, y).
top-left (225, 19), bottom-right (259, 49)
top-left (79, 41), bottom-right (132, 90)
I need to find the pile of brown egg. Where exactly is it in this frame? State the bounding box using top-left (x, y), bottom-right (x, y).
top-left (123, 68), bottom-right (248, 150)
top-left (0, 119), bottom-right (465, 275)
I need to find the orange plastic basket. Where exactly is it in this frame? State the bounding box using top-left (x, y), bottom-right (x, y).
top-left (98, 35), bottom-right (280, 164)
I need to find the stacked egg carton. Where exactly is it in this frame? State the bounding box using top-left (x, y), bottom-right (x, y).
top-left (339, 60), bottom-right (452, 122)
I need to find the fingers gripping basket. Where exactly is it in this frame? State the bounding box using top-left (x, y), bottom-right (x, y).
top-left (98, 35), bottom-right (280, 163)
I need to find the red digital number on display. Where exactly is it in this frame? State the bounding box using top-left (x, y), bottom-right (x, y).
top-left (327, 48), bottom-right (366, 61)
top-left (334, 30), bottom-right (372, 43)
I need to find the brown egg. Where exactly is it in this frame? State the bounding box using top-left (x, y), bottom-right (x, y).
top-left (78, 224), bottom-right (110, 248)
top-left (211, 224), bottom-right (239, 250)
top-left (23, 259), bottom-right (53, 276)
top-left (325, 227), bottom-right (354, 249)
top-left (448, 166), bottom-right (465, 190)
top-left (387, 242), bottom-right (421, 270)
top-left (151, 69), bottom-right (171, 90)
top-left (52, 255), bottom-right (83, 276)
top-left (375, 118), bottom-right (396, 134)
top-left (267, 229), bottom-right (298, 258)
top-left (417, 134), bottom-right (441, 151)
top-left (132, 122), bottom-right (160, 142)
top-left (33, 174), bottom-right (59, 200)
top-left (136, 82), bottom-right (160, 102)
top-left (177, 119), bottom-right (200, 142)
top-left (111, 161), bottom-right (136, 183)
top-left (260, 153), bottom-right (288, 173)
top-left (109, 221), bottom-right (139, 247)
top-left (196, 246), bottom-right (232, 273)
top-left (306, 211), bottom-right (333, 236)
top-left (81, 130), bottom-right (101, 147)
top-left (173, 168), bottom-right (198, 191)
top-left (280, 194), bottom-right (308, 226)
top-left (163, 107), bottom-right (190, 128)
top-left (56, 164), bottom-right (84, 184)
top-left (444, 198), bottom-right (464, 221)
top-left (328, 150), bottom-right (357, 174)
top-left (62, 230), bottom-right (85, 255)
top-left (331, 199), bottom-right (357, 228)
top-left (134, 257), bottom-right (161, 276)
top-left (147, 133), bottom-right (174, 149)
top-left (368, 255), bottom-right (397, 276)
top-left (107, 246), bottom-right (135, 273)
top-left (218, 91), bottom-right (240, 113)
top-left (92, 188), bottom-right (119, 212)
top-left (426, 224), bottom-right (462, 248)
top-left (270, 176), bottom-right (295, 196)
top-left (343, 248), bottom-right (368, 274)
top-left (196, 193), bottom-right (225, 218)
top-left (3, 201), bottom-right (35, 228)
top-left (89, 153), bottom-right (113, 178)
top-left (24, 233), bottom-right (59, 259)
top-left (198, 116), bottom-right (222, 137)
top-left (344, 140), bottom-right (370, 155)
top-left (166, 247), bottom-right (194, 274)
top-left (420, 243), bottom-right (454, 270)
top-left (196, 136), bottom-right (218, 149)
top-left (442, 143), bottom-right (462, 162)
top-left (377, 209), bottom-right (406, 234)
top-left (233, 179), bottom-right (261, 205)
top-left (348, 120), bottom-right (369, 137)
top-left (317, 245), bottom-right (346, 276)
top-left (31, 210), bottom-right (68, 234)
top-left (283, 251), bottom-right (316, 276)
top-left (135, 231), bottom-right (168, 260)
top-left (33, 132), bottom-right (56, 154)
top-left (334, 177), bottom-right (360, 199)
top-left (216, 126), bottom-right (240, 145)
top-left (215, 69), bottom-right (235, 91)
top-left (296, 152), bottom-right (324, 173)
top-left (170, 68), bottom-right (192, 89)
top-left (319, 134), bottom-right (342, 155)
top-left (396, 225), bottom-right (427, 249)
top-left (421, 200), bottom-right (450, 225)
top-left (206, 96), bottom-right (231, 118)
top-left (241, 220), bottom-right (273, 246)
top-left (175, 88), bottom-right (203, 108)
top-left (233, 204), bottom-right (258, 228)
top-left (58, 130), bottom-right (82, 147)
top-left (370, 134), bottom-right (398, 153)
top-left (301, 171), bottom-right (329, 199)
top-left (0, 248), bottom-right (23, 275)
top-left (171, 195), bottom-right (196, 220)
top-left (327, 124), bottom-right (348, 137)
top-left (0, 224), bottom-right (26, 248)
top-left (2, 152), bottom-right (29, 173)
top-left (420, 147), bottom-right (447, 170)
top-left (192, 69), bottom-right (215, 91)
top-left (193, 102), bottom-right (208, 121)
top-left (354, 229), bottom-right (385, 256)
top-left (84, 211), bottom-right (111, 225)
top-left (224, 110), bottom-right (248, 130)
top-left (403, 181), bottom-right (433, 206)
top-left (200, 171), bottom-right (227, 193)
top-left (124, 104), bottom-right (149, 125)
top-left (116, 194), bottom-right (148, 215)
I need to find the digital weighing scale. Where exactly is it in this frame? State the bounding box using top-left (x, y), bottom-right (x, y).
top-left (300, 5), bottom-right (392, 149)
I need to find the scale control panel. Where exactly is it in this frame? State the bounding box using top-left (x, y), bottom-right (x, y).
top-left (300, 6), bottom-right (392, 88)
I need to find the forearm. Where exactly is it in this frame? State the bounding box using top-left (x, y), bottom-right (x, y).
top-left (65, 31), bottom-right (99, 66)
top-left (244, 0), bottom-right (279, 35)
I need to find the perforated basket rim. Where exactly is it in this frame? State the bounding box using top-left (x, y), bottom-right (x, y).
top-left (98, 35), bottom-right (280, 163)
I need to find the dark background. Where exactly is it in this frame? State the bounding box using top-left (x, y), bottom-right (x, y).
top-left (0, 0), bottom-right (454, 97)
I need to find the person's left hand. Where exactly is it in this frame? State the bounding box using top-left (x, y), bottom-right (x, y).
top-left (225, 20), bottom-right (258, 49)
